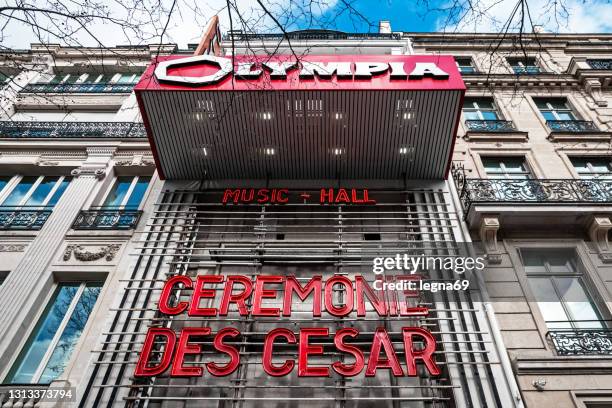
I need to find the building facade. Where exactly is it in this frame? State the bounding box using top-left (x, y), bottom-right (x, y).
top-left (0, 24), bottom-right (610, 408)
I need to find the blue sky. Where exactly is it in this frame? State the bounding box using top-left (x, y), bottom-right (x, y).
top-left (2, 0), bottom-right (612, 49)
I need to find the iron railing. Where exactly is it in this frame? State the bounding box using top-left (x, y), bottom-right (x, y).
top-left (546, 120), bottom-right (599, 133)
top-left (224, 31), bottom-right (402, 41)
top-left (21, 82), bottom-right (135, 93)
top-left (450, 168), bottom-right (612, 212)
top-left (511, 66), bottom-right (541, 75)
top-left (465, 119), bottom-right (518, 132)
top-left (72, 207), bottom-right (142, 230)
top-left (0, 121), bottom-right (146, 138)
top-left (548, 328), bottom-right (612, 355)
top-left (587, 59), bottom-right (612, 70)
top-left (0, 206), bottom-right (52, 230)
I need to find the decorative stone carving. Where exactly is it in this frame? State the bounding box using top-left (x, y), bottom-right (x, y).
top-left (71, 167), bottom-right (106, 179)
top-left (588, 215), bottom-right (612, 262)
top-left (479, 216), bottom-right (502, 264)
top-left (585, 79), bottom-right (607, 107)
top-left (113, 156), bottom-right (156, 167)
top-left (0, 244), bottom-right (26, 252)
top-left (36, 160), bottom-right (59, 166)
top-left (63, 244), bottom-right (120, 262)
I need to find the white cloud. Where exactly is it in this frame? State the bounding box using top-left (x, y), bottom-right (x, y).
top-left (437, 0), bottom-right (612, 33)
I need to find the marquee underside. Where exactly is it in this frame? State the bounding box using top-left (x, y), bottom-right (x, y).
top-left (138, 89), bottom-right (463, 180)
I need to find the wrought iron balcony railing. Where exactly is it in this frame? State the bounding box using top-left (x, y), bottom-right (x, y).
top-left (548, 328), bottom-right (612, 356)
top-left (0, 206), bottom-right (52, 230)
top-left (546, 120), bottom-right (599, 133)
top-left (72, 207), bottom-right (142, 230)
top-left (0, 121), bottom-right (146, 139)
top-left (587, 59), bottom-right (612, 70)
top-left (451, 176), bottom-right (612, 212)
top-left (224, 31), bottom-right (402, 41)
top-left (21, 82), bottom-right (135, 93)
top-left (465, 120), bottom-right (518, 132)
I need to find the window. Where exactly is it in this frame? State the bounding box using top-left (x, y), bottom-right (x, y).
top-left (0, 271), bottom-right (8, 286)
top-left (481, 156), bottom-right (531, 179)
top-left (455, 58), bottom-right (476, 74)
top-left (535, 98), bottom-right (577, 121)
top-left (570, 157), bottom-right (612, 179)
top-left (5, 282), bottom-right (103, 384)
top-left (11, 110), bottom-right (119, 122)
top-left (0, 176), bottom-right (70, 207)
top-left (0, 72), bottom-right (12, 84)
top-left (115, 73), bottom-right (141, 84)
top-left (507, 57), bottom-right (540, 74)
top-left (103, 176), bottom-right (151, 209)
top-left (463, 97), bottom-right (501, 120)
top-left (38, 73), bottom-right (140, 85)
top-left (520, 248), bottom-right (605, 330)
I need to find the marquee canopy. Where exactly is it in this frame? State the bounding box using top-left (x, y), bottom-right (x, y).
top-left (135, 54), bottom-right (465, 180)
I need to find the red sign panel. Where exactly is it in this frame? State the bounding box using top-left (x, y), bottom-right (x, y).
top-left (135, 54), bottom-right (465, 92)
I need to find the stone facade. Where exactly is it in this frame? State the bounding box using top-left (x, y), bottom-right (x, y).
top-left (0, 31), bottom-right (610, 407)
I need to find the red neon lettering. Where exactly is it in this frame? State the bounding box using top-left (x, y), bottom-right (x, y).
top-left (298, 328), bottom-right (329, 377)
top-left (171, 327), bottom-right (211, 377)
top-left (158, 275), bottom-right (192, 315)
top-left (134, 328), bottom-right (176, 377)
top-left (335, 188), bottom-right (350, 203)
top-left (189, 275), bottom-right (223, 316)
top-left (283, 275), bottom-right (322, 317)
top-left (219, 275), bottom-right (253, 316)
top-left (402, 327), bottom-right (441, 376)
top-left (262, 328), bottom-right (296, 376)
top-left (222, 189), bottom-right (241, 204)
top-left (207, 327), bottom-right (240, 376)
top-left (252, 275), bottom-right (283, 317)
top-left (365, 327), bottom-right (403, 376)
top-left (355, 275), bottom-right (387, 317)
top-left (332, 328), bottom-right (364, 376)
top-left (324, 276), bottom-right (353, 317)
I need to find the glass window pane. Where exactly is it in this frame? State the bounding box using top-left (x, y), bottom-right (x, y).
top-left (104, 177), bottom-right (133, 207)
top-left (541, 111), bottom-right (557, 121)
top-left (125, 176), bottom-right (150, 209)
top-left (464, 111), bottom-right (481, 120)
top-left (0, 176), bottom-right (11, 194)
top-left (2, 176), bottom-right (37, 206)
top-left (47, 178), bottom-right (71, 207)
top-left (527, 277), bottom-right (572, 329)
top-left (38, 283), bottom-right (102, 383)
top-left (25, 176), bottom-right (60, 206)
top-left (6, 284), bottom-right (80, 383)
top-left (554, 277), bottom-right (603, 329)
top-left (481, 111), bottom-right (499, 120)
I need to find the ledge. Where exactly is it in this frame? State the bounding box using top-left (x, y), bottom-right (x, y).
top-left (548, 131), bottom-right (612, 143)
top-left (514, 355), bottom-right (612, 375)
top-left (464, 130), bottom-right (529, 143)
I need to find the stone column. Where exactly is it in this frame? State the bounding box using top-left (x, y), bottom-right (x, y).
top-left (0, 146), bottom-right (116, 371)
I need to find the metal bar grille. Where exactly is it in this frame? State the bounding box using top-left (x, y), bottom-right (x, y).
top-left (82, 187), bottom-right (503, 408)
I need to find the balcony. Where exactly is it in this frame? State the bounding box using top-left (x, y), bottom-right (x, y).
top-left (587, 59), bottom-right (612, 70)
top-left (72, 207), bottom-right (142, 230)
top-left (464, 120), bottom-right (526, 142)
top-left (0, 206), bottom-right (52, 230)
top-left (457, 178), bottom-right (612, 210)
top-left (548, 328), bottom-right (612, 356)
top-left (21, 82), bottom-right (134, 93)
top-left (546, 120), bottom-right (599, 133)
top-left (0, 121), bottom-right (146, 139)
top-left (465, 120), bottom-right (518, 132)
top-left (451, 164), bottom-right (612, 229)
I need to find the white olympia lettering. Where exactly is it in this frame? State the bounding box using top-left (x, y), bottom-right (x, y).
top-left (154, 55), bottom-right (451, 85)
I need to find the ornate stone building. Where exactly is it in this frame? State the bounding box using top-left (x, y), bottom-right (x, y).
top-left (0, 24), bottom-right (610, 408)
